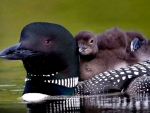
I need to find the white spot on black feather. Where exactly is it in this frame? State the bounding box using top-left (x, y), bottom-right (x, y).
top-left (126, 71), bottom-right (131, 73)
top-left (67, 78), bottom-right (70, 87)
top-left (55, 79), bottom-right (58, 84)
top-left (115, 75), bottom-right (119, 77)
top-left (64, 79), bottom-right (67, 87)
top-left (99, 74), bottom-right (103, 77)
top-left (102, 76), bottom-right (105, 78)
top-left (134, 71), bottom-right (139, 75)
top-left (58, 79), bottom-right (61, 85)
top-left (142, 70), bottom-right (146, 73)
top-left (52, 80), bottom-right (54, 83)
top-left (111, 77), bottom-right (114, 80)
top-left (122, 76), bottom-right (126, 80)
top-left (120, 72), bottom-right (125, 74)
top-left (128, 75), bottom-right (132, 78)
top-left (104, 72), bottom-right (110, 76)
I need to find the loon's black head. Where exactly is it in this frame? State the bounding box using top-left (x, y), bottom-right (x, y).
top-left (0, 22), bottom-right (79, 96)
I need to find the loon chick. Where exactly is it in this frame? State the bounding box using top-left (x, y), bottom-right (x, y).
top-left (0, 22), bottom-right (79, 97)
top-left (75, 28), bottom-right (147, 80)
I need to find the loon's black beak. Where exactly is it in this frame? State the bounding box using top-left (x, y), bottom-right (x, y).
top-left (0, 43), bottom-right (36, 60)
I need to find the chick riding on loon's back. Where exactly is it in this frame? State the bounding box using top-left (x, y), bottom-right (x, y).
top-left (75, 28), bottom-right (148, 81)
top-left (0, 22), bottom-right (79, 97)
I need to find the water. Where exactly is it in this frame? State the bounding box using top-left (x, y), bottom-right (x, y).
top-left (1, 93), bottom-right (150, 113)
top-left (0, 62), bottom-right (150, 113)
top-left (25, 93), bottom-right (150, 113)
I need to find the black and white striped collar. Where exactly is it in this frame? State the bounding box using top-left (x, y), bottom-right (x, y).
top-left (25, 73), bottom-right (79, 88)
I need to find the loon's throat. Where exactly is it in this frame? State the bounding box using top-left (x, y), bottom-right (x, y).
top-left (22, 54), bottom-right (68, 75)
top-left (25, 73), bottom-right (79, 88)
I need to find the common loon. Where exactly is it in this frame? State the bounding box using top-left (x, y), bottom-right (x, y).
top-left (0, 22), bottom-right (150, 102)
top-left (0, 22), bottom-right (80, 96)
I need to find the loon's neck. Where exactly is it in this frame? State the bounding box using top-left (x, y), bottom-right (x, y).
top-left (21, 51), bottom-right (79, 95)
top-left (22, 53), bottom-right (79, 78)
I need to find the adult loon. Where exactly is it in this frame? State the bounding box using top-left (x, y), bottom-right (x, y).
top-left (0, 22), bottom-right (80, 97)
top-left (0, 22), bottom-right (150, 102)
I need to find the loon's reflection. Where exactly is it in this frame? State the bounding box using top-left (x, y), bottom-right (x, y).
top-left (26, 93), bottom-right (150, 113)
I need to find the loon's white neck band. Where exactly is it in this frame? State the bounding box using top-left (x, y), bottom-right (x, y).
top-left (25, 73), bottom-right (79, 88)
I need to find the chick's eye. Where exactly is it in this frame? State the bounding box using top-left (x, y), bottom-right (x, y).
top-left (44, 40), bottom-right (50, 45)
top-left (89, 39), bottom-right (94, 44)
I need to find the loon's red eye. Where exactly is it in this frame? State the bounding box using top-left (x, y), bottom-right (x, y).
top-left (44, 40), bottom-right (50, 45)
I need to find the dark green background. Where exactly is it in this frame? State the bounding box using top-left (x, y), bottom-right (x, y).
top-left (1, 0), bottom-right (150, 50)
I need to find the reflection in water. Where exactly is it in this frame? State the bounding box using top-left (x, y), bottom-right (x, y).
top-left (0, 85), bottom-right (16, 87)
top-left (26, 93), bottom-right (150, 113)
top-left (27, 97), bottom-right (80, 113)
